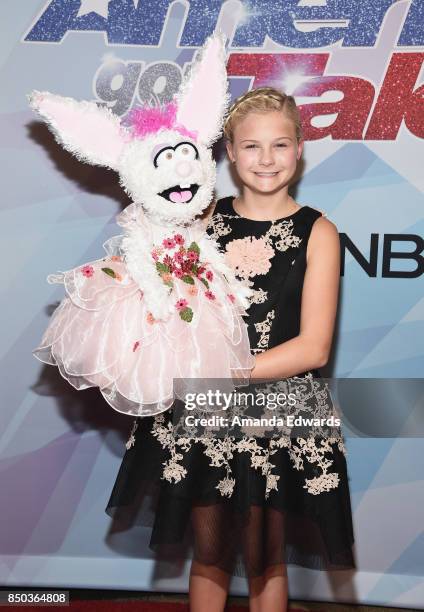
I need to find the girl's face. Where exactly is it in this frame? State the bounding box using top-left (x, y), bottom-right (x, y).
top-left (226, 110), bottom-right (303, 195)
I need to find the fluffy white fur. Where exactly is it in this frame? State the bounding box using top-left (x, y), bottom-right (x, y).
top-left (29, 33), bottom-right (251, 320)
top-left (175, 32), bottom-right (230, 146)
top-left (117, 129), bottom-right (216, 226)
top-left (27, 90), bottom-right (126, 169)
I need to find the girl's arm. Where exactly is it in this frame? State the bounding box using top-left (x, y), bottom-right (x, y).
top-left (250, 216), bottom-right (341, 380)
top-left (199, 200), bottom-right (217, 228)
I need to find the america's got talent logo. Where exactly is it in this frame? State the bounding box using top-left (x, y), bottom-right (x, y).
top-left (23, 0), bottom-right (424, 141)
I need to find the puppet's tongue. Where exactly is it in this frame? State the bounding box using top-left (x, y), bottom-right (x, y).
top-left (169, 190), bottom-right (192, 203)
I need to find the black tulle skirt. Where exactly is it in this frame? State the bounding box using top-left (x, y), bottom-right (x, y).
top-left (105, 395), bottom-right (356, 578)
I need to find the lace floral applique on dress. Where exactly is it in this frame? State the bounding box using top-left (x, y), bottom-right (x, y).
top-left (143, 373), bottom-right (347, 498)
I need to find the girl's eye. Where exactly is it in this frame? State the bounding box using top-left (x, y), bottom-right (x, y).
top-left (276, 143), bottom-right (287, 148)
top-left (245, 144), bottom-right (257, 149)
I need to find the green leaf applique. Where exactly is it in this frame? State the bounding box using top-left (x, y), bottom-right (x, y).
top-left (155, 261), bottom-right (170, 274)
top-left (179, 307), bottom-right (193, 323)
top-left (187, 241), bottom-right (200, 255)
top-left (101, 267), bottom-right (116, 278)
top-left (182, 274), bottom-right (195, 284)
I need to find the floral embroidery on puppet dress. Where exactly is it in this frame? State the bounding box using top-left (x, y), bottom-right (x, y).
top-left (150, 234), bottom-right (216, 323)
top-left (81, 255), bottom-right (125, 281)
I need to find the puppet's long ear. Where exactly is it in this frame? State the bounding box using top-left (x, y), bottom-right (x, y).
top-left (28, 91), bottom-right (128, 170)
top-left (175, 32), bottom-right (230, 147)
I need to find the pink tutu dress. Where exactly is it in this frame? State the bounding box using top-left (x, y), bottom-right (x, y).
top-left (33, 207), bottom-right (255, 417)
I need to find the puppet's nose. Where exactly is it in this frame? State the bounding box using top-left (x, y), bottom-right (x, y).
top-left (175, 161), bottom-right (192, 177)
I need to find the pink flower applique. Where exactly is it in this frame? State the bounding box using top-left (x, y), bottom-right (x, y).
top-left (132, 340), bottom-right (140, 352)
top-left (227, 293), bottom-right (236, 303)
top-left (161, 272), bottom-right (173, 284)
top-left (206, 270), bottom-right (213, 282)
top-left (186, 285), bottom-right (198, 296)
top-left (175, 298), bottom-right (188, 311)
top-left (163, 237), bottom-right (176, 250)
top-left (174, 251), bottom-right (184, 264)
top-left (174, 268), bottom-right (183, 279)
top-left (187, 250), bottom-right (199, 262)
top-left (225, 236), bottom-right (274, 278)
top-left (146, 312), bottom-right (156, 325)
top-left (174, 234), bottom-right (185, 245)
top-left (205, 290), bottom-right (216, 301)
top-left (81, 265), bottom-right (94, 278)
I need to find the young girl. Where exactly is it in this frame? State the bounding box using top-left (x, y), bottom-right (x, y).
top-left (105, 87), bottom-right (355, 611)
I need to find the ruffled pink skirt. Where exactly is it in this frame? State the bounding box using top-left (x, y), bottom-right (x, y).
top-left (33, 255), bottom-right (254, 417)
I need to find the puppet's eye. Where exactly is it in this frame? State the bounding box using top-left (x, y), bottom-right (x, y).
top-left (154, 147), bottom-right (174, 167)
top-left (175, 142), bottom-right (198, 161)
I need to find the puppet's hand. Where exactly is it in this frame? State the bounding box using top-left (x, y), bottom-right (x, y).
top-left (228, 279), bottom-right (252, 309)
top-left (121, 227), bottom-right (175, 322)
top-left (199, 235), bottom-right (253, 308)
top-left (144, 284), bottom-right (174, 321)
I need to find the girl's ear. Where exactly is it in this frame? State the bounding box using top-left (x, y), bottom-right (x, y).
top-left (28, 91), bottom-right (128, 171)
top-left (296, 138), bottom-right (304, 161)
top-left (226, 140), bottom-right (235, 163)
top-left (175, 33), bottom-right (230, 147)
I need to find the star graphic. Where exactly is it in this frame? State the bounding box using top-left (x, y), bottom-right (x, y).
top-left (77, 0), bottom-right (111, 19)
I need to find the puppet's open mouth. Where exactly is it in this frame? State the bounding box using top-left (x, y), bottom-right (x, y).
top-left (158, 183), bottom-right (200, 204)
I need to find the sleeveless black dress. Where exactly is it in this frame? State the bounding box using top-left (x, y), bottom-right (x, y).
top-left (105, 196), bottom-right (356, 577)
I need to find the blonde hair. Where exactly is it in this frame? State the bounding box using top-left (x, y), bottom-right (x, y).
top-left (223, 87), bottom-right (302, 143)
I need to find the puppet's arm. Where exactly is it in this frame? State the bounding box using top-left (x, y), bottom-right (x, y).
top-left (198, 234), bottom-right (252, 309)
top-left (121, 225), bottom-right (174, 321)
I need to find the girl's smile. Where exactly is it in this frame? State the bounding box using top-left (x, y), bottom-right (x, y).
top-left (226, 111), bottom-right (303, 197)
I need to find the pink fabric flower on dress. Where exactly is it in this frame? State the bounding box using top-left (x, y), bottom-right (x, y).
top-left (205, 290), bottom-right (216, 300)
top-left (81, 265), bottom-right (94, 277)
top-left (163, 237), bottom-right (176, 249)
top-left (173, 268), bottom-right (183, 279)
top-left (187, 250), bottom-right (199, 262)
top-left (174, 252), bottom-right (184, 264)
top-left (174, 234), bottom-right (184, 245)
top-left (225, 237), bottom-right (274, 278)
top-left (161, 272), bottom-right (173, 284)
top-left (206, 270), bottom-right (213, 281)
top-left (227, 293), bottom-right (236, 303)
top-left (175, 299), bottom-right (188, 310)
top-left (186, 285), bottom-right (198, 296)
top-left (146, 312), bottom-right (156, 324)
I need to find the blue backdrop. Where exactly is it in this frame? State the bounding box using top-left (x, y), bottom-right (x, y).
top-left (1, 0), bottom-right (423, 607)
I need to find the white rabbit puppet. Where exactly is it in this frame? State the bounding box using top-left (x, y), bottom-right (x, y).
top-left (30, 34), bottom-right (255, 418)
